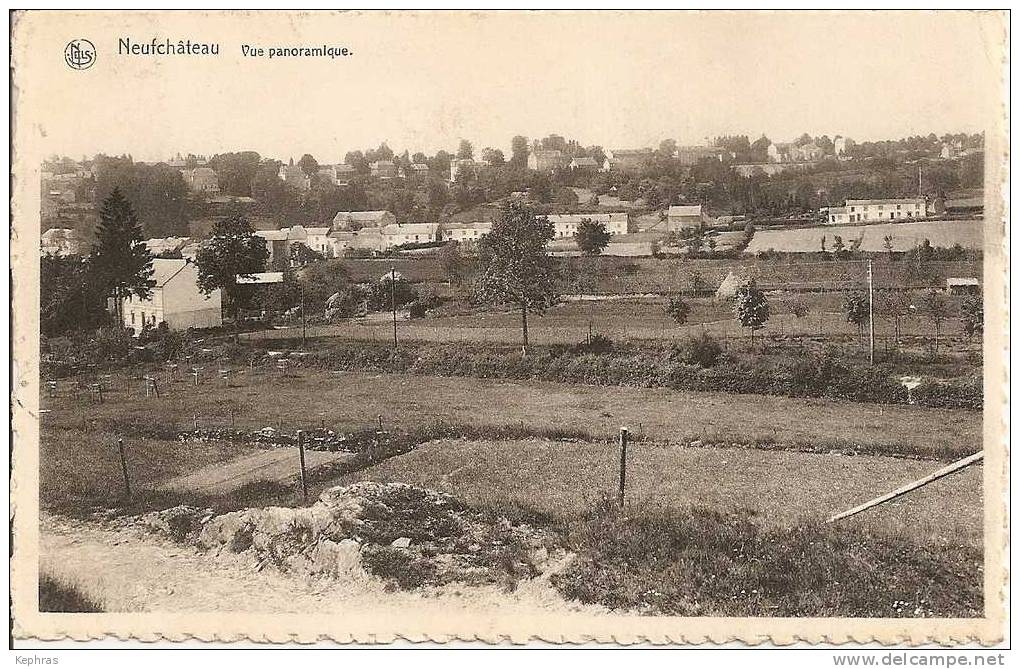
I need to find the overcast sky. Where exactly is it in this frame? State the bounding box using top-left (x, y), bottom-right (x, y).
top-left (15, 10), bottom-right (1005, 163)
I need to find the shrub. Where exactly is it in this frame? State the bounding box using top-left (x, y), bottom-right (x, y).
top-left (675, 332), bottom-right (723, 368)
top-left (90, 327), bottom-right (133, 363)
top-left (38, 574), bottom-right (104, 613)
top-left (573, 333), bottom-right (614, 355)
top-left (912, 379), bottom-right (983, 410)
top-left (665, 295), bottom-right (691, 325)
top-left (552, 505), bottom-right (982, 617)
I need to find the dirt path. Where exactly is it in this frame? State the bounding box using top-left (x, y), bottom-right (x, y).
top-left (39, 515), bottom-right (605, 622)
top-left (155, 448), bottom-right (351, 495)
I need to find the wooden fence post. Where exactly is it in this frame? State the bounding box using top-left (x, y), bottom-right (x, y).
top-left (117, 438), bottom-right (131, 500)
top-left (618, 427), bottom-right (629, 508)
top-left (297, 430), bottom-right (308, 504)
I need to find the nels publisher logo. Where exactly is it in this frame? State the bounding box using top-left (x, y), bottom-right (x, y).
top-left (64, 39), bottom-right (96, 70)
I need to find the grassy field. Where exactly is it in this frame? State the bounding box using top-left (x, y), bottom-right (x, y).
top-left (337, 438), bottom-right (982, 549)
top-left (248, 296), bottom-right (977, 352)
top-left (746, 219), bottom-right (984, 254)
top-left (41, 368), bottom-right (982, 466)
top-left (338, 254), bottom-right (980, 294)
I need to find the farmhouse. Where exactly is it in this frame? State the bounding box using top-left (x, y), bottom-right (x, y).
top-left (332, 210), bottom-right (397, 231)
top-left (666, 205), bottom-right (709, 231)
top-left (944, 196), bottom-right (984, 218)
top-left (380, 223), bottom-right (439, 247)
top-left (440, 220), bottom-right (492, 242)
top-left (255, 225), bottom-right (333, 262)
top-left (827, 198), bottom-right (928, 224)
top-left (328, 223), bottom-right (438, 252)
top-left (544, 213), bottom-right (629, 238)
top-left (121, 258), bottom-right (222, 332)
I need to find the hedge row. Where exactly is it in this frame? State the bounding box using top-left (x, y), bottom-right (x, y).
top-left (295, 342), bottom-right (982, 410)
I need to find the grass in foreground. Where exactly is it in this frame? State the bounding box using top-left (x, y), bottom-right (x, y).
top-left (339, 438), bottom-right (983, 549)
top-left (552, 502), bottom-right (982, 617)
top-left (39, 574), bottom-right (104, 613)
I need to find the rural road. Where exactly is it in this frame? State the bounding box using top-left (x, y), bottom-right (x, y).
top-left (38, 514), bottom-right (606, 626)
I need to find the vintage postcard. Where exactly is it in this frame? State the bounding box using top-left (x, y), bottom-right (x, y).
top-left (9, 10), bottom-right (1009, 645)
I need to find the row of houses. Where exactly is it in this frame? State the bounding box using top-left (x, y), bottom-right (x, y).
top-left (824, 198), bottom-right (928, 225)
top-left (254, 210), bottom-right (632, 260)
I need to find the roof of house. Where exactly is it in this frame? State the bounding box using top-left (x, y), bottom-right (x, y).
top-left (380, 223), bottom-right (439, 236)
top-left (335, 164), bottom-right (356, 172)
top-left (945, 197), bottom-right (984, 209)
top-left (544, 213), bottom-right (628, 224)
top-left (255, 229), bottom-right (289, 241)
top-left (846, 198), bottom-right (925, 205)
top-left (150, 259), bottom-right (191, 287)
top-left (947, 277), bottom-right (980, 286)
top-left (409, 163), bottom-right (429, 171)
top-left (333, 210), bottom-right (393, 222)
top-left (610, 148), bottom-right (654, 156)
top-left (570, 157), bottom-right (599, 167)
top-left (667, 205), bottom-right (704, 217)
top-left (145, 236), bottom-right (192, 253)
top-left (441, 221), bottom-right (493, 230)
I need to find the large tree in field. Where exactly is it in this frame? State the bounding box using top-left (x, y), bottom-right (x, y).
top-left (474, 202), bottom-right (558, 354)
top-left (194, 215), bottom-right (270, 321)
top-left (733, 279), bottom-right (770, 348)
top-left (89, 187), bottom-right (154, 325)
top-left (574, 219), bottom-right (610, 341)
top-left (575, 219), bottom-right (611, 257)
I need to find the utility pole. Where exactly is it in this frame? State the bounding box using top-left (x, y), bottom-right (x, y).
top-left (868, 259), bottom-right (875, 365)
top-left (390, 266), bottom-right (398, 350)
top-left (618, 427), bottom-right (629, 508)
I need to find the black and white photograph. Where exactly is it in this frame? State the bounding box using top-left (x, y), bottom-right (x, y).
top-left (9, 9), bottom-right (1009, 650)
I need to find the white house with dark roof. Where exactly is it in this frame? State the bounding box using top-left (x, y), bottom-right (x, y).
top-left (827, 198), bottom-right (928, 224)
top-left (121, 258), bottom-right (221, 332)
